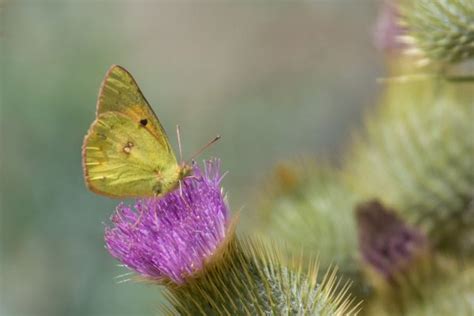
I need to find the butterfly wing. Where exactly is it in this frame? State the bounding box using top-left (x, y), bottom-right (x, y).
top-left (83, 111), bottom-right (179, 197)
top-left (96, 64), bottom-right (174, 154)
top-left (82, 65), bottom-right (179, 198)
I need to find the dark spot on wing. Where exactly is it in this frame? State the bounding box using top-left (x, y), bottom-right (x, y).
top-left (140, 118), bottom-right (148, 126)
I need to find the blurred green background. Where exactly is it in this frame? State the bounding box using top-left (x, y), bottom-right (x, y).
top-left (1, 1), bottom-right (383, 315)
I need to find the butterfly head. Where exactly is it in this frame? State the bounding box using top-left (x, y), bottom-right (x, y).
top-left (179, 163), bottom-right (193, 179)
top-left (151, 164), bottom-right (193, 197)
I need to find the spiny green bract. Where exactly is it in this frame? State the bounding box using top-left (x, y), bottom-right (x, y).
top-left (364, 260), bottom-right (474, 316)
top-left (255, 161), bottom-right (361, 292)
top-left (162, 237), bottom-right (359, 315)
top-left (401, 0), bottom-right (474, 64)
top-left (344, 78), bottom-right (474, 251)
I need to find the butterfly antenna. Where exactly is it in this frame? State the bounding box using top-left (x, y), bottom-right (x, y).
top-left (176, 124), bottom-right (183, 162)
top-left (187, 135), bottom-right (221, 163)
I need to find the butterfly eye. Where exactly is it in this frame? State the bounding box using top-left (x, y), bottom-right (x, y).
top-left (140, 119), bottom-right (148, 126)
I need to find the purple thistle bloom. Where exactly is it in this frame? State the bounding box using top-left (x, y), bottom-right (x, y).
top-left (356, 199), bottom-right (428, 281)
top-left (105, 159), bottom-right (230, 284)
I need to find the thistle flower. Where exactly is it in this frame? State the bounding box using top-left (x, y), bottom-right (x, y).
top-left (401, 0), bottom-right (474, 65)
top-left (344, 78), bottom-right (474, 252)
top-left (356, 200), bottom-right (429, 283)
top-left (105, 159), bottom-right (230, 284)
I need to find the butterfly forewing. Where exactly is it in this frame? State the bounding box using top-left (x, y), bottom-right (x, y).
top-left (97, 65), bottom-right (174, 154)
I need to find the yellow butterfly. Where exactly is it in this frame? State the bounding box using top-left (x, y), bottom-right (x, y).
top-left (82, 65), bottom-right (218, 198)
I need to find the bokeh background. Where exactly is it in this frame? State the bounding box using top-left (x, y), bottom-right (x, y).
top-left (2, 1), bottom-right (384, 315)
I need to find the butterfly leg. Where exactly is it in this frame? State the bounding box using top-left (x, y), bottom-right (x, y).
top-left (152, 183), bottom-right (163, 196)
top-left (132, 206), bottom-right (144, 229)
top-left (178, 180), bottom-right (193, 212)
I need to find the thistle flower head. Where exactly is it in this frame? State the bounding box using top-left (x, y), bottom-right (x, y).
top-left (356, 200), bottom-right (428, 282)
top-left (401, 0), bottom-right (474, 65)
top-left (105, 159), bottom-right (230, 284)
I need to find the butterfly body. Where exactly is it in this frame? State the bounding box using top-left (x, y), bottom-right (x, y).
top-left (82, 65), bottom-right (192, 198)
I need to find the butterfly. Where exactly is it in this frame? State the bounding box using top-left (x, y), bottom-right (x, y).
top-left (82, 65), bottom-right (219, 198)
